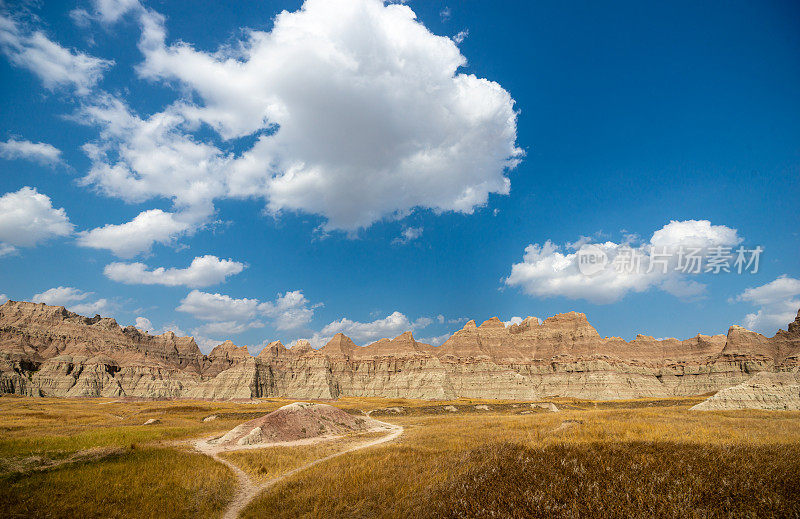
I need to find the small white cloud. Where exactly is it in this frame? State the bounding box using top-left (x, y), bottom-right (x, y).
top-left (177, 290), bottom-right (260, 322)
top-left (85, 0), bottom-right (143, 24)
top-left (309, 310), bottom-right (436, 346)
top-left (177, 289), bottom-right (317, 335)
top-left (33, 286), bottom-right (89, 304)
top-left (440, 7), bottom-right (451, 21)
top-left (69, 9), bottom-right (93, 28)
top-left (77, 209), bottom-right (192, 258)
top-left (134, 316), bottom-right (186, 336)
top-left (259, 290), bottom-right (317, 331)
top-left (453, 30), bottom-right (468, 44)
top-left (192, 320), bottom-right (265, 336)
top-left (192, 334), bottom-right (225, 354)
top-left (565, 235), bottom-right (595, 250)
top-left (649, 220), bottom-right (741, 251)
top-left (736, 275), bottom-right (800, 333)
top-left (31, 286), bottom-right (113, 316)
top-left (104, 255), bottom-right (245, 287)
top-left (0, 187), bottom-right (73, 252)
top-left (505, 220), bottom-right (744, 304)
top-left (504, 317), bottom-right (523, 327)
top-left (71, 298), bottom-right (112, 315)
top-left (413, 316), bottom-right (434, 329)
top-left (0, 139), bottom-right (62, 165)
top-left (0, 14), bottom-right (113, 95)
top-left (134, 316), bottom-right (153, 332)
top-left (393, 226), bottom-right (423, 245)
top-left (159, 322), bottom-right (186, 336)
top-left (320, 311), bottom-right (412, 342)
top-left (420, 333), bottom-right (450, 346)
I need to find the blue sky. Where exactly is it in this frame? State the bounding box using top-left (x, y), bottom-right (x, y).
top-left (0, 0), bottom-right (798, 353)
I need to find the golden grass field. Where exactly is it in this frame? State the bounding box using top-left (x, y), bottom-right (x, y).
top-left (1, 395), bottom-right (799, 518)
top-left (220, 430), bottom-right (386, 483)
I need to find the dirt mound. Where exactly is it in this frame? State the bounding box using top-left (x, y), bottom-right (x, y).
top-left (212, 402), bottom-right (381, 446)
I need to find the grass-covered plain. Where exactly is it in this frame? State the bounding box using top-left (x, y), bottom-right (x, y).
top-left (1, 395), bottom-right (799, 518)
top-left (0, 397), bottom-right (282, 519)
top-left (0, 447), bottom-right (236, 519)
top-left (242, 400), bottom-right (800, 519)
top-left (220, 430), bottom-right (386, 483)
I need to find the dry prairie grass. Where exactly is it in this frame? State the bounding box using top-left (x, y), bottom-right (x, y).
top-left (219, 431), bottom-right (386, 483)
top-left (0, 447), bottom-right (236, 519)
top-left (0, 397), bottom-right (289, 462)
top-left (415, 442), bottom-right (800, 518)
top-left (0, 397), bottom-right (275, 518)
top-left (2, 396), bottom-right (800, 519)
top-left (241, 405), bottom-right (800, 519)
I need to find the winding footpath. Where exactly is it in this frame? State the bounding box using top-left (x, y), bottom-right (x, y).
top-left (195, 419), bottom-right (403, 519)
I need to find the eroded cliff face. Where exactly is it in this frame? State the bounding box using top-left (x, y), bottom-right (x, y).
top-left (1, 300), bottom-right (798, 400)
top-left (0, 301), bottom-right (209, 398)
top-left (690, 372), bottom-right (800, 411)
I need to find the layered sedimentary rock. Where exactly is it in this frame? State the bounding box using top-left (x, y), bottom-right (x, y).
top-left (0, 301), bottom-right (206, 398)
top-left (1, 300), bottom-right (799, 401)
top-left (691, 372), bottom-right (800, 411)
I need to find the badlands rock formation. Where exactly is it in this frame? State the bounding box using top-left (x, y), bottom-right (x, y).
top-left (690, 372), bottom-right (800, 411)
top-left (212, 402), bottom-right (382, 446)
top-left (1, 300), bottom-right (799, 401)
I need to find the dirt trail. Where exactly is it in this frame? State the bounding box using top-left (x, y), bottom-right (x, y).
top-left (196, 418), bottom-right (403, 519)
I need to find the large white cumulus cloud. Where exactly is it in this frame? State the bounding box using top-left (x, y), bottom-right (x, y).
top-left (77, 0), bottom-right (521, 239)
top-left (505, 220), bottom-right (744, 304)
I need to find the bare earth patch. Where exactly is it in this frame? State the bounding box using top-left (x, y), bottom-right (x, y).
top-left (206, 402), bottom-right (389, 448)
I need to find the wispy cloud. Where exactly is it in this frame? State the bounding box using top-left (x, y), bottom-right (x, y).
top-left (105, 255), bottom-right (245, 287)
top-left (0, 138), bottom-right (62, 166)
top-left (0, 13), bottom-right (112, 94)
